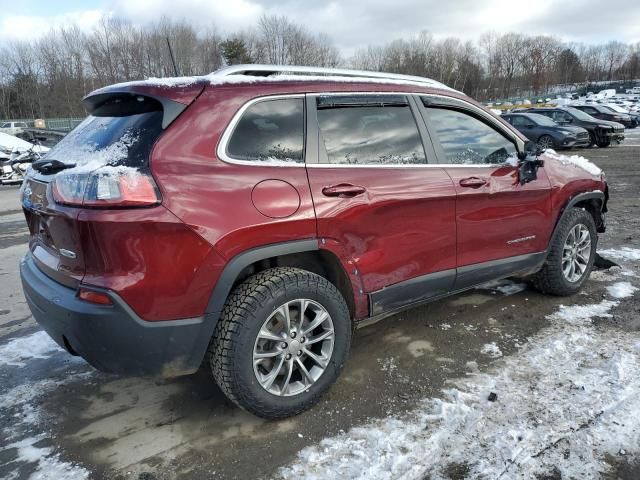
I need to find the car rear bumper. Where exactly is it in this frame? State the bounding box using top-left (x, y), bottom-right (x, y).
top-left (20, 252), bottom-right (215, 377)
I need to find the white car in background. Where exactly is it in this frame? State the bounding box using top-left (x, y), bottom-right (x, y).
top-left (0, 121), bottom-right (28, 135)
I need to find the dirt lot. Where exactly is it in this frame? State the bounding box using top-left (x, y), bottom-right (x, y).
top-left (1, 132), bottom-right (639, 480)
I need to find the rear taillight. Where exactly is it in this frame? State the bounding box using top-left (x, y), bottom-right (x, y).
top-left (77, 288), bottom-right (113, 305)
top-left (52, 168), bottom-right (160, 207)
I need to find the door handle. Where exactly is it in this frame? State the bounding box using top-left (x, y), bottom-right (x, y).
top-left (459, 177), bottom-right (487, 188)
top-left (321, 184), bottom-right (367, 198)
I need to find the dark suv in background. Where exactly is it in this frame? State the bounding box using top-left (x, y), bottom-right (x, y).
top-left (571, 104), bottom-right (635, 129)
top-left (524, 106), bottom-right (624, 148)
top-left (502, 112), bottom-right (590, 150)
top-left (20, 65), bottom-right (609, 419)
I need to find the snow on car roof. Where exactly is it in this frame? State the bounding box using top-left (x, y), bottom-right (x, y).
top-left (101, 72), bottom-right (460, 94)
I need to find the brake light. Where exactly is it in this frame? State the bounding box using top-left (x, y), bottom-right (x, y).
top-left (52, 168), bottom-right (160, 207)
top-left (78, 288), bottom-right (113, 305)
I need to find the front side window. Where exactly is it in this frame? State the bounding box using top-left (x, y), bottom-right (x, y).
top-left (426, 107), bottom-right (517, 165)
top-left (316, 95), bottom-right (426, 165)
top-left (227, 98), bottom-right (304, 164)
top-left (509, 115), bottom-right (532, 127)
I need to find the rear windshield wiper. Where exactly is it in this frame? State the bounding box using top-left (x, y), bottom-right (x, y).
top-left (31, 159), bottom-right (76, 174)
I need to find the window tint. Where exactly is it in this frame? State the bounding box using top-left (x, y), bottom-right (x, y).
top-left (316, 96), bottom-right (426, 165)
top-left (17, 122), bottom-right (27, 127)
top-left (426, 108), bottom-right (517, 165)
top-left (0, 123), bottom-right (9, 128)
top-left (551, 111), bottom-right (572, 123)
top-left (227, 98), bottom-right (304, 163)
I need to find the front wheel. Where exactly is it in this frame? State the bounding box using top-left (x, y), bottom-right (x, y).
top-left (533, 208), bottom-right (597, 296)
top-left (208, 267), bottom-right (351, 419)
top-left (537, 135), bottom-right (554, 151)
top-left (596, 139), bottom-right (611, 148)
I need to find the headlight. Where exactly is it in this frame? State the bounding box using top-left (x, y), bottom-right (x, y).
top-left (598, 125), bottom-right (613, 130)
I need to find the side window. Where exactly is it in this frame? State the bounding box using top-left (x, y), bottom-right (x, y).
top-left (316, 95), bottom-right (427, 165)
top-left (17, 122), bottom-right (27, 128)
top-left (550, 111), bottom-right (566, 123)
top-left (509, 116), bottom-right (530, 127)
top-left (227, 98), bottom-right (304, 163)
top-left (426, 107), bottom-right (517, 165)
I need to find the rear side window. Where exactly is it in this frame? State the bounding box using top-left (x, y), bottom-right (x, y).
top-left (316, 95), bottom-right (426, 165)
top-left (45, 95), bottom-right (164, 169)
top-left (426, 107), bottom-right (517, 165)
top-left (227, 98), bottom-right (304, 163)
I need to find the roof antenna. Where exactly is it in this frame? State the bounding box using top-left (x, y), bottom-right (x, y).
top-left (166, 37), bottom-right (179, 77)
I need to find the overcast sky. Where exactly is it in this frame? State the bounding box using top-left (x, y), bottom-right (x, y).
top-left (1, 0), bottom-right (638, 54)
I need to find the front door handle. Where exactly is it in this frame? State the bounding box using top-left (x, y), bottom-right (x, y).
top-left (322, 184), bottom-right (366, 198)
top-left (459, 177), bottom-right (487, 188)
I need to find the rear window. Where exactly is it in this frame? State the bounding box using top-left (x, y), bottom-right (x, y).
top-left (44, 95), bottom-right (164, 169)
top-left (226, 98), bottom-right (304, 164)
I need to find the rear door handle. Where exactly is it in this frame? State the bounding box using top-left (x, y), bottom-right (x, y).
top-left (321, 184), bottom-right (366, 198)
top-left (459, 177), bottom-right (487, 188)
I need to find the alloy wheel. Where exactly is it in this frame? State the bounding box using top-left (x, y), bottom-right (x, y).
top-left (253, 299), bottom-right (335, 396)
top-left (562, 224), bottom-right (591, 282)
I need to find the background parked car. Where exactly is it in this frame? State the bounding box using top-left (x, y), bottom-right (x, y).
top-left (601, 104), bottom-right (639, 128)
top-left (502, 112), bottom-right (590, 150)
top-left (523, 106), bottom-right (624, 148)
top-left (0, 121), bottom-right (28, 135)
top-left (571, 104), bottom-right (635, 129)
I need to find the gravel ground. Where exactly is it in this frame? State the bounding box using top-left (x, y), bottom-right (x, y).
top-left (0, 132), bottom-right (638, 479)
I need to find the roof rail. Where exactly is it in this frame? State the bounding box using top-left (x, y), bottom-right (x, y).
top-left (213, 64), bottom-right (450, 90)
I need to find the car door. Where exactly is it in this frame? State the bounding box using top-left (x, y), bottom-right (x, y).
top-left (305, 93), bottom-right (457, 315)
top-left (418, 96), bottom-right (552, 290)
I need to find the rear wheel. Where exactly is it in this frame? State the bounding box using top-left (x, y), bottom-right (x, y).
top-left (537, 135), bottom-right (554, 151)
top-left (533, 208), bottom-right (597, 296)
top-left (208, 267), bottom-right (351, 419)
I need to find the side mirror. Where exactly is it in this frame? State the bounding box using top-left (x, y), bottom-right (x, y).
top-left (518, 141), bottom-right (545, 184)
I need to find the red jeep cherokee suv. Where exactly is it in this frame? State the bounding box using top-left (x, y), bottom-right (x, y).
top-left (20, 65), bottom-right (608, 418)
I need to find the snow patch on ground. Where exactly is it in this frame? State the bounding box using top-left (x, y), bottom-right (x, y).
top-left (607, 282), bottom-right (638, 299)
top-left (480, 342), bottom-right (503, 358)
top-left (278, 293), bottom-right (640, 480)
top-left (0, 331), bottom-right (62, 367)
top-left (0, 373), bottom-right (92, 479)
top-left (479, 279), bottom-right (528, 296)
top-left (599, 247), bottom-right (640, 262)
top-left (544, 149), bottom-right (602, 176)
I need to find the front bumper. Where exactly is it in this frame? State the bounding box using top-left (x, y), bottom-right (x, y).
top-left (20, 253), bottom-right (215, 377)
top-left (562, 137), bottom-right (591, 148)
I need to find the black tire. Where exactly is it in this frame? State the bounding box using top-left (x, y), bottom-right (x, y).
top-left (587, 131), bottom-right (596, 148)
top-left (596, 139), bottom-right (611, 148)
top-left (533, 208), bottom-right (597, 296)
top-left (208, 267), bottom-right (351, 419)
top-left (537, 135), bottom-right (554, 151)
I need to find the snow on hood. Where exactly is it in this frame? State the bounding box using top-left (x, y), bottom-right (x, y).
top-left (0, 132), bottom-right (49, 154)
top-left (543, 149), bottom-right (602, 176)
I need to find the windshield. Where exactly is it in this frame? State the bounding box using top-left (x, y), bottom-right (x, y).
top-left (528, 113), bottom-right (557, 127)
top-left (605, 105), bottom-right (627, 113)
top-left (564, 107), bottom-right (595, 121)
top-left (44, 99), bottom-right (164, 170)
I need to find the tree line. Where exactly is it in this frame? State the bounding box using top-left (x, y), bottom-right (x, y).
top-left (0, 14), bottom-right (638, 119)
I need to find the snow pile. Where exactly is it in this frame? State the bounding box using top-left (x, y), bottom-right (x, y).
top-left (480, 342), bottom-right (502, 358)
top-left (598, 247), bottom-right (640, 262)
top-left (607, 281), bottom-right (638, 299)
top-left (543, 149), bottom-right (602, 176)
top-left (0, 331), bottom-right (63, 367)
top-left (278, 285), bottom-right (640, 479)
